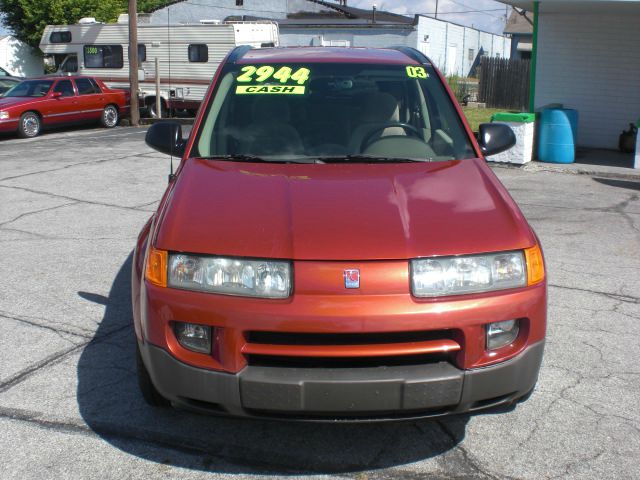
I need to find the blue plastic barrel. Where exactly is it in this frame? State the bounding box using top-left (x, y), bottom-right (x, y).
top-left (538, 108), bottom-right (579, 164)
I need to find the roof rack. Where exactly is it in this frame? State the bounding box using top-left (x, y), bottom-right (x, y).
top-left (227, 45), bottom-right (252, 64)
top-left (390, 46), bottom-right (432, 66)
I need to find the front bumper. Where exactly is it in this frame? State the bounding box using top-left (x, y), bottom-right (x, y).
top-left (139, 339), bottom-right (544, 421)
top-left (0, 118), bottom-right (18, 133)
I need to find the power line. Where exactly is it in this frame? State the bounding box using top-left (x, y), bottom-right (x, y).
top-left (447, 0), bottom-right (505, 18)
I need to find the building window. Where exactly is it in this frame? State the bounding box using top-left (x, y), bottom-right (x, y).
top-left (50, 31), bottom-right (72, 43)
top-left (84, 45), bottom-right (124, 69)
top-left (188, 44), bottom-right (208, 63)
top-left (468, 49), bottom-right (475, 61)
top-left (236, 0), bottom-right (244, 6)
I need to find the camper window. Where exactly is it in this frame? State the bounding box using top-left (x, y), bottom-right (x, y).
top-left (139, 44), bottom-right (147, 62)
top-left (188, 44), bottom-right (208, 63)
top-left (130, 44), bottom-right (146, 64)
top-left (50, 31), bottom-right (72, 43)
top-left (84, 45), bottom-right (124, 69)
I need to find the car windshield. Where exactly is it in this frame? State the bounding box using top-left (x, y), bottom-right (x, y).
top-left (4, 80), bottom-right (54, 98)
top-left (194, 62), bottom-right (476, 162)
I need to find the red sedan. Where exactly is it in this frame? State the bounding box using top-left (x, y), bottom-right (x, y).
top-left (0, 76), bottom-right (130, 138)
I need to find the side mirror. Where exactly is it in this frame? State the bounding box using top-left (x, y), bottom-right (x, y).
top-left (52, 91), bottom-right (62, 99)
top-left (145, 122), bottom-right (186, 157)
top-left (477, 123), bottom-right (516, 157)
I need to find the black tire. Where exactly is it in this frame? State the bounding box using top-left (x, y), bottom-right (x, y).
top-left (17, 111), bottom-right (41, 138)
top-left (100, 104), bottom-right (119, 128)
top-left (136, 343), bottom-right (170, 407)
top-left (148, 99), bottom-right (167, 119)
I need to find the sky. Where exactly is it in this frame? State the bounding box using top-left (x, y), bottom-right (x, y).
top-left (348, 0), bottom-right (511, 34)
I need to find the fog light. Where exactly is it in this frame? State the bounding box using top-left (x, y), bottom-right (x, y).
top-left (486, 319), bottom-right (519, 351)
top-left (174, 322), bottom-right (211, 354)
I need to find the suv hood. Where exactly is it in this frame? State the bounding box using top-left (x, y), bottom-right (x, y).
top-left (156, 158), bottom-right (534, 261)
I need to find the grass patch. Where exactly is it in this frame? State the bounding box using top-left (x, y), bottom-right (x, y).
top-left (461, 107), bottom-right (503, 132)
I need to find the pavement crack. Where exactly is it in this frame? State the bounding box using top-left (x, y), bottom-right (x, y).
top-left (0, 184), bottom-right (151, 213)
top-left (0, 406), bottom-right (309, 475)
top-left (0, 343), bottom-right (87, 394)
top-left (0, 324), bottom-right (130, 394)
top-left (435, 421), bottom-right (505, 480)
top-left (549, 283), bottom-right (640, 304)
top-left (0, 202), bottom-right (78, 228)
top-left (0, 150), bottom-right (152, 183)
top-left (0, 311), bottom-right (93, 339)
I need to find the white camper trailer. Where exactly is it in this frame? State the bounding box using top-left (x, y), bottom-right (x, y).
top-left (39, 18), bottom-right (279, 116)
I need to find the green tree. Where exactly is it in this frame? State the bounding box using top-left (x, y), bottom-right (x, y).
top-left (0, 0), bottom-right (172, 48)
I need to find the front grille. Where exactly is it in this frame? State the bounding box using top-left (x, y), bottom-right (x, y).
top-left (246, 330), bottom-right (454, 345)
top-left (243, 329), bottom-right (461, 369)
top-left (245, 352), bottom-right (453, 368)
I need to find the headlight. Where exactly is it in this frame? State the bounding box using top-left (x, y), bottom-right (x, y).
top-left (0, 111), bottom-right (9, 120)
top-left (411, 251), bottom-right (526, 297)
top-left (168, 254), bottom-right (292, 298)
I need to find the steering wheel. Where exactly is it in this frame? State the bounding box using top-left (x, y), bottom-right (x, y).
top-left (360, 122), bottom-right (422, 152)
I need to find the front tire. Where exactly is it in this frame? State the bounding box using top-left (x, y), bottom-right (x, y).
top-left (18, 111), bottom-right (41, 138)
top-left (136, 343), bottom-right (170, 407)
top-left (101, 105), bottom-right (119, 128)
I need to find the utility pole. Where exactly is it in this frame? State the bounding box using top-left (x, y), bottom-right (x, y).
top-left (128, 0), bottom-right (140, 126)
top-left (435, 0), bottom-right (439, 19)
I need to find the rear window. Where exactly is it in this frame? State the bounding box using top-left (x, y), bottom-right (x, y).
top-left (50, 31), bottom-right (72, 43)
top-left (84, 45), bottom-right (124, 69)
top-left (75, 78), bottom-right (100, 95)
top-left (4, 80), bottom-right (54, 98)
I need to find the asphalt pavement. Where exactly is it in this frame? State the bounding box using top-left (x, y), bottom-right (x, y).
top-left (0, 126), bottom-right (639, 479)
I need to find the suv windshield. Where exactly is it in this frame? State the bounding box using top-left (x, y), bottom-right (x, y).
top-left (4, 80), bottom-right (54, 98)
top-left (194, 62), bottom-right (476, 162)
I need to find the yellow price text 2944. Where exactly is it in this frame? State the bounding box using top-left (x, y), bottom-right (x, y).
top-left (237, 66), bottom-right (311, 85)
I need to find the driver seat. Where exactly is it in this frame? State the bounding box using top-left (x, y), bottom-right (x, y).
top-left (240, 97), bottom-right (304, 155)
top-left (348, 92), bottom-right (406, 153)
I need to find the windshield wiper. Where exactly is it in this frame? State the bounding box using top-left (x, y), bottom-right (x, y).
top-left (315, 155), bottom-right (432, 164)
top-left (197, 154), bottom-right (318, 164)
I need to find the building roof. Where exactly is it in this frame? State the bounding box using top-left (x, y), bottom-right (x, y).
top-left (296, 0), bottom-right (413, 24)
top-left (278, 18), bottom-right (414, 29)
top-left (504, 9), bottom-right (533, 35)
top-left (145, 0), bottom-right (414, 25)
top-left (238, 46), bottom-right (420, 65)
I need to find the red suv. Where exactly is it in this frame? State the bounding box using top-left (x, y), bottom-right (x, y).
top-left (133, 46), bottom-right (546, 420)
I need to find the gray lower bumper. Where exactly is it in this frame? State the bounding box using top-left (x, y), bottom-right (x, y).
top-left (139, 341), bottom-right (544, 420)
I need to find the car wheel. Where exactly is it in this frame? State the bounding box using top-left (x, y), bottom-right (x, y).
top-left (136, 343), bottom-right (170, 407)
top-left (101, 105), bottom-right (119, 128)
top-left (18, 112), bottom-right (41, 138)
top-left (148, 100), bottom-right (167, 119)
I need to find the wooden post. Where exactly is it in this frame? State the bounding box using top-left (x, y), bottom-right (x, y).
top-left (155, 57), bottom-right (161, 119)
top-left (128, 0), bottom-right (140, 126)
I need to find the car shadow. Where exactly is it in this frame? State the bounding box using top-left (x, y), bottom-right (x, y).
top-left (593, 177), bottom-right (640, 191)
top-left (76, 253), bottom-right (474, 474)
